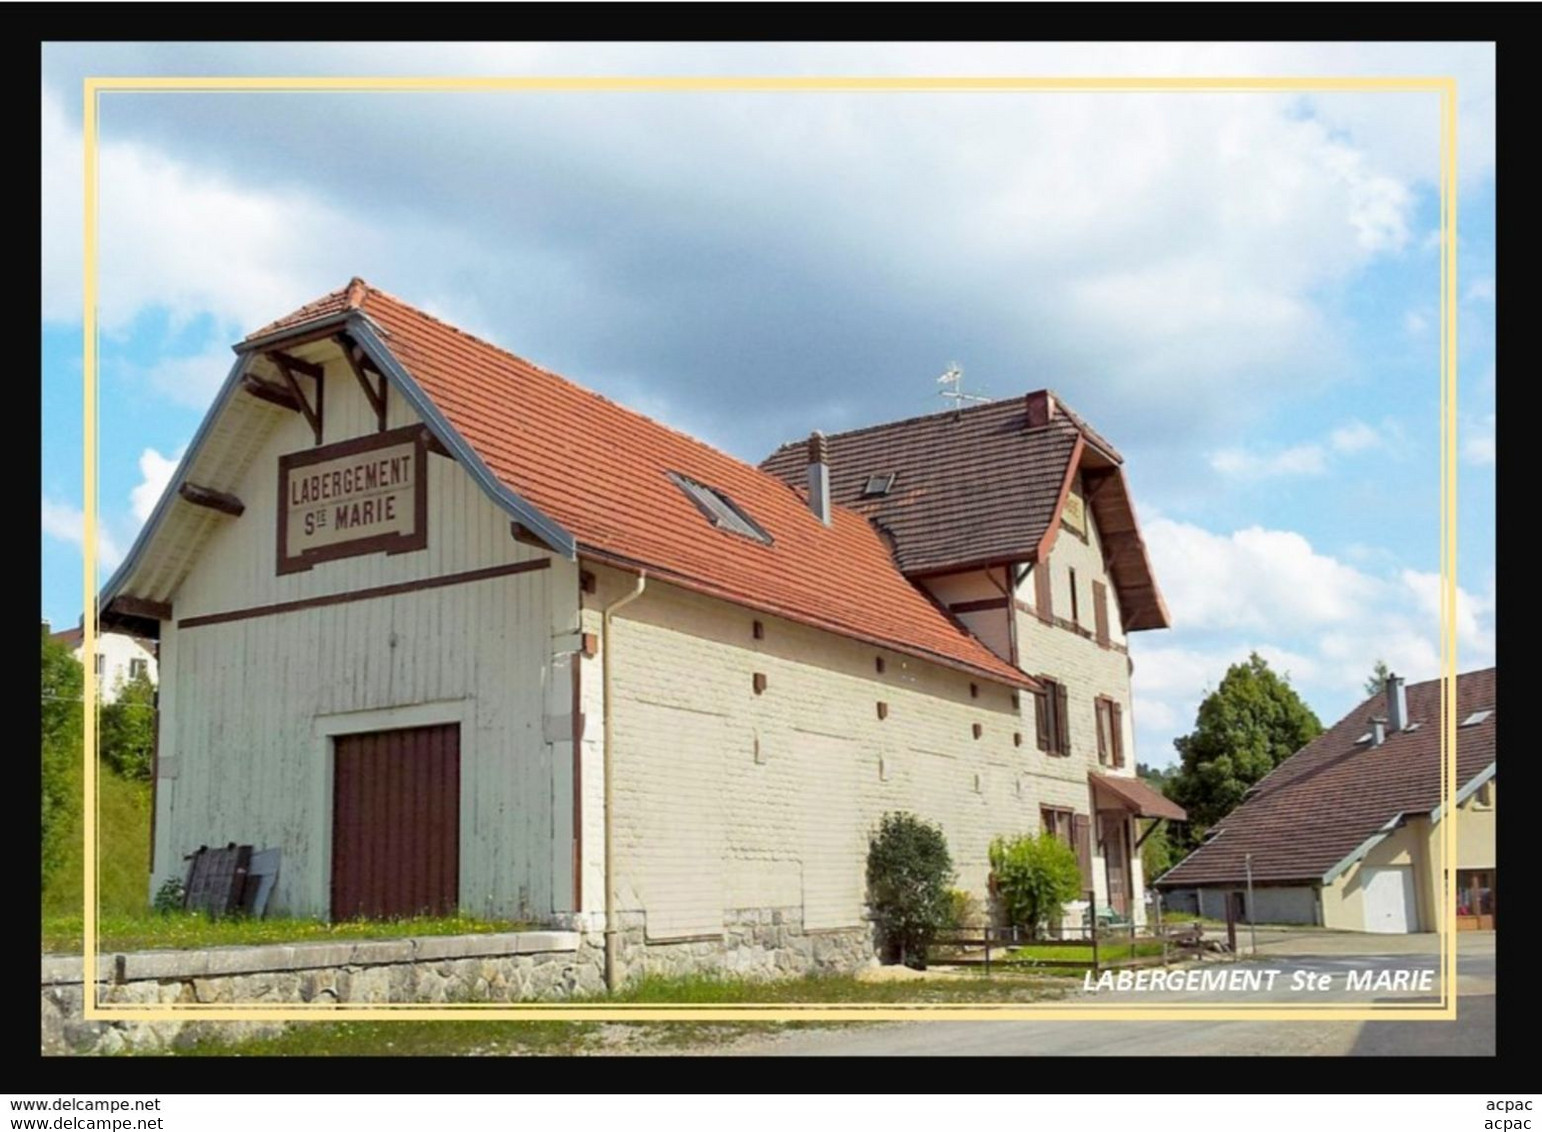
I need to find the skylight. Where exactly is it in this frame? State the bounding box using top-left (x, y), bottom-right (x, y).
top-left (862, 473), bottom-right (896, 498)
top-left (1460, 710), bottom-right (1492, 728)
top-left (667, 472), bottom-right (773, 545)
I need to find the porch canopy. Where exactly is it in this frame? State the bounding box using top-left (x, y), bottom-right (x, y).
top-left (1090, 773), bottom-right (1186, 821)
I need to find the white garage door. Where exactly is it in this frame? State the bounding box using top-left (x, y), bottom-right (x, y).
top-left (1361, 866), bottom-right (1417, 933)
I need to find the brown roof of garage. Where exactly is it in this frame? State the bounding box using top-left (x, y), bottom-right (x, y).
top-left (1155, 668), bottom-right (1497, 887)
top-left (758, 394), bottom-right (1169, 630)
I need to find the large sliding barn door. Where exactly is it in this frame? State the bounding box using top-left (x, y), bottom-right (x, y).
top-left (331, 724), bottom-right (461, 920)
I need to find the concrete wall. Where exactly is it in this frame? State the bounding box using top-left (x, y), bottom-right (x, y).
top-left (1456, 780), bottom-right (1496, 868)
top-left (153, 346), bottom-right (582, 920)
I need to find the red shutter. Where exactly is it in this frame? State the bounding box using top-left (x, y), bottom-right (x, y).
top-left (1034, 689), bottom-right (1052, 751)
top-left (1092, 580), bottom-right (1110, 647)
top-left (1034, 554), bottom-right (1054, 624)
top-left (1054, 683), bottom-right (1071, 754)
top-left (1073, 814), bottom-right (1093, 895)
top-left (1111, 701), bottom-right (1125, 767)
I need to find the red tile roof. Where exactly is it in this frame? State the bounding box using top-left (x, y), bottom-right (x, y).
top-left (256, 281), bottom-right (1032, 689)
top-left (1092, 773), bottom-right (1187, 821)
top-left (1156, 668), bottom-right (1497, 887)
top-left (50, 627), bottom-right (83, 648)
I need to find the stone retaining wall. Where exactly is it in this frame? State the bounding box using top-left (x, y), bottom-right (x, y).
top-left (41, 908), bottom-right (877, 1055)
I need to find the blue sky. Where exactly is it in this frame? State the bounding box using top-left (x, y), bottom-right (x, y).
top-left (39, 43), bottom-right (1496, 768)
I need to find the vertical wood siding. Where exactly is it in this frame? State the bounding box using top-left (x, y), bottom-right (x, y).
top-left (152, 348), bottom-right (581, 919)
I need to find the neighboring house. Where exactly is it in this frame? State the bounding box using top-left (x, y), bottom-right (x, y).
top-left (45, 623), bottom-right (157, 704)
top-left (98, 278), bottom-right (1177, 983)
top-left (1156, 669), bottom-right (1496, 934)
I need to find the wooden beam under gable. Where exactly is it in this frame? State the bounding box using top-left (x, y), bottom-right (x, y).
top-left (335, 333), bottom-right (389, 433)
top-left (178, 482), bottom-right (245, 517)
top-left (241, 373), bottom-right (302, 413)
top-left (266, 351), bottom-right (324, 445)
top-left (109, 594), bottom-right (173, 622)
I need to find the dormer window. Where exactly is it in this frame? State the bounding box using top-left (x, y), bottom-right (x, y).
top-left (862, 473), bottom-right (896, 498)
top-left (667, 472), bottom-right (773, 545)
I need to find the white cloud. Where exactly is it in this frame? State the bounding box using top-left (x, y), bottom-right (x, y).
top-left (1465, 277), bottom-right (1495, 303)
top-left (1462, 413), bottom-right (1495, 466)
top-left (1328, 419), bottom-right (1385, 454)
top-left (130, 446), bottom-right (184, 524)
top-left (1403, 310), bottom-right (1428, 336)
top-left (1133, 516), bottom-right (1496, 766)
top-left (145, 348), bottom-right (239, 410)
top-left (40, 496), bottom-right (123, 572)
top-left (1209, 443), bottom-right (1327, 478)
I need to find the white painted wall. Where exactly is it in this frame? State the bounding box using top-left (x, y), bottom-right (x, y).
top-left (67, 632), bottom-right (157, 704)
top-left (153, 344), bottom-right (582, 919)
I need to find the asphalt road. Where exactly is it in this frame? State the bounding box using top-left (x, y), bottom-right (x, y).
top-left (714, 933), bottom-right (1495, 1057)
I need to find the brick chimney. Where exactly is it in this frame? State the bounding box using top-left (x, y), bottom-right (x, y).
top-left (1026, 390), bottom-right (1057, 428)
top-left (807, 431), bottom-right (831, 525)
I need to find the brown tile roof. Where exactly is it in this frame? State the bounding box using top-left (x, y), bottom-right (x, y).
top-left (1092, 773), bottom-right (1187, 821)
top-left (758, 394), bottom-right (1170, 630)
top-left (255, 281), bottom-right (1032, 690)
top-left (50, 627), bottom-right (83, 648)
top-left (1156, 668), bottom-right (1497, 887)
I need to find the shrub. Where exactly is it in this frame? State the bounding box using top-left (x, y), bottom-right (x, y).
top-left (866, 812), bottom-right (954, 968)
top-left (100, 672), bottom-right (157, 782)
top-left (945, 888), bottom-right (984, 930)
top-left (988, 832), bottom-right (1083, 939)
top-left (41, 630), bottom-right (84, 885)
top-left (153, 875), bottom-right (187, 915)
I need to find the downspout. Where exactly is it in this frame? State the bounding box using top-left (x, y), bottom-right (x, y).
top-left (601, 570), bottom-right (647, 991)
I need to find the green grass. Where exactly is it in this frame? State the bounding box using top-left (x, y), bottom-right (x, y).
top-left (40, 764), bottom-right (530, 955)
top-left (144, 972), bottom-right (1069, 1057)
top-left (41, 766), bottom-right (151, 931)
top-left (43, 911), bottom-right (537, 955)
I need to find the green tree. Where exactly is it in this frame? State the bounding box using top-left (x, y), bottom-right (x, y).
top-left (988, 832), bottom-right (1082, 939)
top-left (866, 812), bottom-right (955, 968)
top-left (1166, 653), bottom-right (1322, 852)
top-left (1364, 658), bottom-right (1392, 698)
top-left (100, 671), bottom-right (157, 781)
top-left (41, 628), bottom-right (84, 883)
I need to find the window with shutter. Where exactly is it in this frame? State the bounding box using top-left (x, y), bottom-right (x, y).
top-left (1033, 555), bottom-right (1053, 624)
top-left (1095, 698), bottom-right (1111, 765)
top-left (1092, 579), bottom-right (1110, 646)
top-left (1072, 813), bottom-right (1093, 895)
top-left (1054, 682), bottom-right (1071, 754)
top-left (1111, 701), bottom-right (1125, 767)
top-left (1034, 689), bottom-right (1052, 751)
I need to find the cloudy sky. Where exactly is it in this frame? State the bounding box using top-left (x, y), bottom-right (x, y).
top-left (39, 42), bottom-right (1496, 768)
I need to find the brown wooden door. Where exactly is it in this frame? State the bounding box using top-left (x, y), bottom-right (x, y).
top-left (331, 723), bottom-right (460, 921)
top-left (1100, 812), bottom-right (1130, 916)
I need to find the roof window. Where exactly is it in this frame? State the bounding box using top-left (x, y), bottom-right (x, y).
top-left (667, 472), bottom-right (773, 545)
top-left (1460, 710), bottom-right (1492, 728)
top-left (861, 473), bottom-right (896, 498)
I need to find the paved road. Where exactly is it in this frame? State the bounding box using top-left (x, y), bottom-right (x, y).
top-left (714, 933), bottom-right (1495, 1057)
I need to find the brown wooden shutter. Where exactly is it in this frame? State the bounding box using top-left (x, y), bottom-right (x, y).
top-left (1054, 682), bottom-right (1071, 754)
top-left (1034, 554), bottom-right (1053, 623)
top-left (1095, 698), bottom-right (1108, 763)
top-left (1034, 689), bottom-right (1052, 750)
top-left (1092, 580), bottom-right (1110, 646)
top-left (1073, 814), bottom-right (1093, 895)
top-left (1111, 701), bottom-right (1125, 767)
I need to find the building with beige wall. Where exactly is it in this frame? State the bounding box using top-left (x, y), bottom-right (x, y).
top-left (1157, 668), bottom-right (1496, 934)
top-left (101, 278), bottom-right (1179, 986)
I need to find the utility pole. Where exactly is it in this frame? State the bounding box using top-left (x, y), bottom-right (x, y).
top-left (1244, 852), bottom-right (1258, 958)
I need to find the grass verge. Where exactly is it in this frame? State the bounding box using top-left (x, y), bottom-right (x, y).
top-left (43, 912), bottom-right (537, 956)
top-left (149, 971), bottom-right (1070, 1057)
